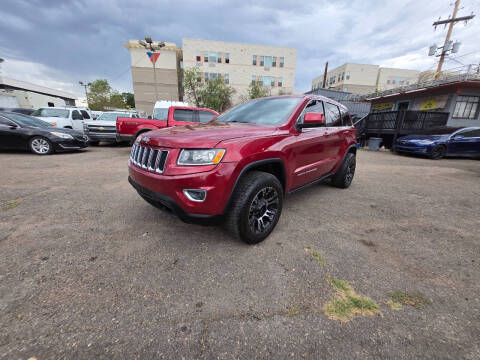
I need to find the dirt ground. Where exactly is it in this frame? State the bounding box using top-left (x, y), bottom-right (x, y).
top-left (0, 146), bottom-right (479, 359)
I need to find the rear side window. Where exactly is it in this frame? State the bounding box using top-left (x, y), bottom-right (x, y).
top-left (198, 110), bottom-right (216, 123)
top-left (340, 107), bottom-right (352, 126)
top-left (324, 102), bottom-right (342, 126)
top-left (173, 109), bottom-right (194, 122)
top-left (80, 110), bottom-right (90, 119)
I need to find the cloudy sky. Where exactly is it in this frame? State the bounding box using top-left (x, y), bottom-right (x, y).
top-left (1, 0), bottom-right (478, 97)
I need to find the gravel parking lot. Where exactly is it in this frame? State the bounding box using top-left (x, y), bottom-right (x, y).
top-left (1, 146), bottom-right (479, 359)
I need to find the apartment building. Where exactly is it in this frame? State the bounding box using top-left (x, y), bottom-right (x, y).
top-left (311, 63), bottom-right (420, 95)
top-left (182, 38), bottom-right (297, 103)
top-left (123, 40), bottom-right (182, 116)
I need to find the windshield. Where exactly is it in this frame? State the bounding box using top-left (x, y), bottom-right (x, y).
top-left (153, 108), bottom-right (168, 120)
top-left (214, 97), bottom-right (303, 125)
top-left (32, 108), bottom-right (69, 118)
top-left (1, 112), bottom-right (52, 128)
top-left (97, 112), bottom-right (125, 121)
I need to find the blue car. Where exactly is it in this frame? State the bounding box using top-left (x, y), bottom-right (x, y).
top-left (395, 127), bottom-right (480, 159)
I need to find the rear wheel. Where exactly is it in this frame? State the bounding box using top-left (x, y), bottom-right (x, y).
top-left (331, 152), bottom-right (356, 188)
top-left (29, 136), bottom-right (53, 155)
top-left (430, 145), bottom-right (446, 159)
top-left (225, 171), bottom-right (283, 244)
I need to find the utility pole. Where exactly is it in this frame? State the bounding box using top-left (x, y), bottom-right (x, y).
top-left (322, 61), bottom-right (328, 88)
top-left (432, 0), bottom-right (475, 79)
top-left (79, 81), bottom-right (91, 107)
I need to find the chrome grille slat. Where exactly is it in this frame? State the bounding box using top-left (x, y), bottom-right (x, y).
top-left (130, 144), bottom-right (168, 173)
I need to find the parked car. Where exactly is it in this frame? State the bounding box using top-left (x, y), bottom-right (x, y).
top-left (0, 112), bottom-right (89, 155)
top-left (395, 127), bottom-right (480, 159)
top-left (31, 107), bottom-right (93, 132)
top-left (128, 95), bottom-right (356, 244)
top-left (84, 111), bottom-right (138, 145)
top-left (0, 107), bottom-right (36, 115)
top-left (91, 110), bottom-right (103, 120)
top-left (117, 106), bottom-right (218, 144)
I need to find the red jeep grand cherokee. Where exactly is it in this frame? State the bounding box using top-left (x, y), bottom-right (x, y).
top-left (128, 95), bottom-right (357, 244)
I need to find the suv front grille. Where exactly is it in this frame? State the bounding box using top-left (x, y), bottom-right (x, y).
top-left (130, 144), bottom-right (168, 173)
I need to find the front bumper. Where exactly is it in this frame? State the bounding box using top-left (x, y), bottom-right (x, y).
top-left (128, 160), bottom-right (238, 221)
top-left (51, 136), bottom-right (89, 151)
top-left (395, 144), bottom-right (430, 154)
top-left (117, 134), bottom-right (134, 142)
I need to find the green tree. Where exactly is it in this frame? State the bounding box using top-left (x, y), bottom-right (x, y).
top-left (183, 67), bottom-right (203, 107)
top-left (248, 81), bottom-right (268, 99)
top-left (122, 92), bottom-right (135, 108)
top-left (87, 79), bottom-right (111, 111)
top-left (200, 78), bottom-right (235, 113)
top-left (109, 91), bottom-right (125, 109)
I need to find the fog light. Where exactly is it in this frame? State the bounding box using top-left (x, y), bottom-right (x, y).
top-left (183, 189), bottom-right (207, 202)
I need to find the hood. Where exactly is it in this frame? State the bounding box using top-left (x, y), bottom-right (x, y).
top-left (143, 122), bottom-right (278, 148)
top-left (85, 120), bottom-right (116, 127)
top-left (398, 134), bottom-right (447, 142)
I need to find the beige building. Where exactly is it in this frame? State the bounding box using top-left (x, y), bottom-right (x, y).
top-left (123, 40), bottom-right (182, 116)
top-left (182, 38), bottom-right (297, 103)
top-left (311, 63), bottom-right (420, 95)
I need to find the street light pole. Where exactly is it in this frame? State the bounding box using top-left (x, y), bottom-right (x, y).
top-left (139, 36), bottom-right (165, 103)
top-left (79, 81), bottom-right (91, 107)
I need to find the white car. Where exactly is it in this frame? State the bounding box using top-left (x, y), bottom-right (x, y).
top-left (31, 107), bottom-right (93, 133)
top-left (83, 111), bottom-right (138, 145)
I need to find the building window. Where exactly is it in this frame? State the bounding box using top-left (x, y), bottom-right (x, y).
top-left (265, 56), bottom-right (272, 67)
top-left (453, 96), bottom-right (479, 119)
top-left (346, 71), bottom-right (350, 80)
top-left (204, 52), bottom-right (208, 62)
top-left (196, 51), bottom-right (201, 62)
top-left (217, 52), bottom-right (222, 63)
top-left (196, 72), bottom-right (202, 82)
top-left (278, 77), bottom-right (283, 87)
top-left (204, 72), bottom-right (209, 81)
top-left (338, 74), bottom-right (341, 82)
top-left (279, 57), bottom-right (284, 67)
top-left (209, 52), bottom-right (216, 63)
top-left (342, 72), bottom-right (345, 80)
top-left (392, 79), bottom-right (396, 84)
top-left (225, 53), bottom-right (230, 64)
top-left (252, 75), bottom-right (256, 85)
top-left (252, 55), bottom-right (257, 66)
top-left (272, 56), bottom-right (277, 67)
top-left (387, 79), bottom-right (391, 84)
top-left (260, 56), bottom-right (265, 66)
top-left (225, 73), bottom-right (229, 84)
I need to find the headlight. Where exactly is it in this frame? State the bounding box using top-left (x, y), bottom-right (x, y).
top-left (415, 140), bottom-right (434, 145)
top-left (177, 149), bottom-right (226, 165)
top-left (50, 132), bottom-right (73, 139)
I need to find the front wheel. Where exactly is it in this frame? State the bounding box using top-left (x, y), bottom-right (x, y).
top-left (331, 152), bottom-right (356, 188)
top-left (29, 136), bottom-right (53, 155)
top-left (430, 145), bottom-right (446, 159)
top-left (225, 171), bottom-right (283, 244)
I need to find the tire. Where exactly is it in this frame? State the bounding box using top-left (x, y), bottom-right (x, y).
top-left (29, 136), bottom-right (53, 155)
top-left (225, 171), bottom-right (283, 244)
top-left (430, 145), bottom-right (446, 160)
top-left (331, 152), bottom-right (356, 188)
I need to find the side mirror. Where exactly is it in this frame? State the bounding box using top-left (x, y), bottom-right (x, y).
top-left (299, 112), bottom-right (325, 128)
top-left (9, 124), bottom-right (18, 129)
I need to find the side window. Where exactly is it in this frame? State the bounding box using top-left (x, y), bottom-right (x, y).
top-left (173, 109), bottom-right (194, 122)
top-left (80, 110), bottom-right (90, 119)
top-left (340, 107), bottom-right (352, 126)
top-left (198, 110), bottom-right (216, 123)
top-left (324, 102), bottom-right (342, 126)
top-left (457, 129), bottom-right (480, 138)
top-left (72, 110), bottom-right (83, 120)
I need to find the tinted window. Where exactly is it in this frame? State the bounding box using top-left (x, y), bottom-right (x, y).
top-left (72, 110), bottom-right (83, 120)
top-left (340, 107), bottom-right (352, 126)
top-left (173, 109), bottom-right (194, 122)
top-left (1, 113), bottom-right (51, 127)
top-left (457, 129), bottom-right (480, 138)
top-left (31, 108), bottom-right (69, 118)
top-left (215, 97), bottom-right (303, 126)
top-left (80, 110), bottom-right (90, 119)
top-left (198, 110), bottom-right (215, 123)
top-left (324, 102), bottom-right (342, 126)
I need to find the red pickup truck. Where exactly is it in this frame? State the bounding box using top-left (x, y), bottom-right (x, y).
top-left (116, 106), bottom-right (218, 143)
top-left (128, 95), bottom-right (357, 244)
